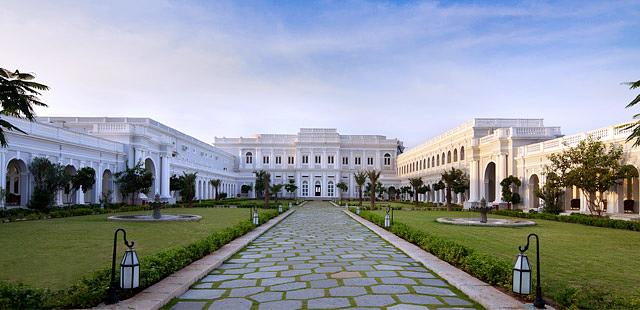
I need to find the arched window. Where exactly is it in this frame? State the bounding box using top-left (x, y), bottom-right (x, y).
top-left (436, 154), bottom-right (440, 166)
top-left (432, 156), bottom-right (435, 167)
top-left (453, 149), bottom-right (458, 162)
top-left (427, 158), bottom-right (430, 168)
top-left (447, 151), bottom-right (451, 163)
top-left (460, 146), bottom-right (465, 160)
top-left (423, 159), bottom-right (426, 170)
top-left (442, 152), bottom-right (446, 164)
top-left (302, 181), bottom-right (309, 197)
top-left (384, 153), bottom-right (391, 166)
top-left (328, 181), bottom-right (335, 197)
top-left (245, 152), bottom-right (253, 164)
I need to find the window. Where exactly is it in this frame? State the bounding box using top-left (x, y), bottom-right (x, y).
top-left (275, 156), bottom-right (282, 164)
top-left (436, 154), bottom-right (440, 166)
top-left (302, 181), bottom-right (309, 196)
top-left (288, 156), bottom-right (295, 164)
top-left (355, 157), bottom-right (361, 165)
top-left (315, 155), bottom-right (321, 164)
top-left (342, 156), bottom-right (349, 165)
top-left (447, 151), bottom-right (451, 163)
top-left (460, 146), bottom-right (465, 160)
top-left (328, 181), bottom-right (335, 197)
top-left (432, 156), bottom-right (435, 167)
top-left (442, 152), bottom-right (445, 164)
top-left (302, 155), bottom-right (309, 164)
top-left (453, 149), bottom-right (458, 162)
top-left (328, 156), bottom-right (334, 164)
top-left (384, 153), bottom-right (391, 166)
top-left (245, 152), bottom-right (253, 164)
top-left (263, 156), bottom-right (269, 164)
top-left (367, 157), bottom-right (374, 165)
top-left (424, 159), bottom-right (427, 169)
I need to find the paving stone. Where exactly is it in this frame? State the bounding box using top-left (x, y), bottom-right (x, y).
top-left (331, 271), bottom-right (361, 279)
top-left (227, 258), bottom-right (254, 264)
top-left (224, 268), bottom-right (257, 275)
top-left (260, 277), bottom-right (296, 286)
top-left (243, 271), bottom-right (277, 279)
top-left (309, 279), bottom-right (339, 288)
top-left (380, 277), bottom-right (417, 285)
top-left (371, 284), bottom-right (410, 294)
top-left (388, 305), bottom-right (430, 310)
top-left (179, 289), bottom-right (225, 299)
top-left (354, 295), bottom-right (396, 307)
top-left (258, 300), bottom-right (303, 310)
top-left (342, 277), bottom-right (378, 286)
top-left (329, 286), bottom-right (368, 297)
top-left (259, 265), bottom-right (289, 272)
top-left (374, 264), bottom-right (405, 270)
top-left (217, 279), bottom-right (257, 288)
top-left (281, 269), bottom-right (312, 277)
top-left (366, 271), bottom-right (398, 277)
top-left (286, 288), bottom-right (325, 299)
top-left (413, 286), bottom-right (457, 296)
top-left (419, 279), bottom-right (448, 287)
top-left (300, 273), bottom-right (328, 281)
top-left (250, 291), bottom-right (284, 303)
top-left (442, 297), bottom-right (473, 305)
top-left (229, 286), bottom-right (265, 297)
top-left (398, 294), bottom-right (443, 305)
top-left (307, 297), bottom-right (351, 309)
top-left (247, 262), bottom-right (275, 268)
top-left (270, 281), bottom-right (307, 291)
top-left (292, 263), bottom-right (320, 269)
top-left (208, 298), bottom-right (252, 310)
top-left (315, 266), bottom-right (343, 273)
top-left (219, 263), bottom-right (247, 269)
top-left (345, 265), bottom-right (374, 271)
top-left (171, 301), bottom-right (207, 310)
top-left (201, 274), bottom-right (239, 282)
top-left (400, 271), bottom-right (435, 278)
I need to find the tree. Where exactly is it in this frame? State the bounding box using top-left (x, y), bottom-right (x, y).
top-left (441, 168), bottom-right (466, 211)
top-left (241, 184), bottom-right (252, 196)
top-left (114, 161), bottom-right (154, 205)
top-left (270, 183), bottom-right (283, 202)
top-left (170, 174), bottom-right (182, 194)
top-left (210, 179), bottom-right (221, 200)
top-left (432, 181), bottom-right (445, 204)
top-left (400, 186), bottom-right (412, 201)
top-left (284, 179), bottom-right (298, 199)
top-left (417, 185), bottom-right (429, 203)
top-left (72, 167), bottom-right (96, 197)
top-left (336, 182), bottom-right (348, 201)
top-left (0, 68), bottom-right (49, 147)
top-left (546, 137), bottom-right (624, 216)
top-left (387, 186), bottom-right (397, 201)
top-left (180, 172), bottom-right (197, 207)
top-left (254, 170), bottom-right (271, 208)
top-left (500, 175), bottom-right (522, 206)
top-left (376, 183), bottom-right (387, 199)
top-left (354, 171), bottom-right (367, 206)
top-left (623, 79), bottom-right (640, 146)
top-left (408, 177), bottom-right (424, 206)
top-left (366, 169), bottom-right (381, 209)
top-left (28, 157), bottom-right (65, 210)
top-left (535, 172), bottom-right (564, 214)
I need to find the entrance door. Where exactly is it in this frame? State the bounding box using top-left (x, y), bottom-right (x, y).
top-left (315, 182), bottom-right (321, 197)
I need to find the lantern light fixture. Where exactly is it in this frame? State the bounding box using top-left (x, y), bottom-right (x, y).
top-left (513, 233), bottom-right (545, 309)
top-left (106, 228), bottom-right (139, 304)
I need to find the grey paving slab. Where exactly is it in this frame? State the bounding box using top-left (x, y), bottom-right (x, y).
top-left (171, 202), bottom-right (479, 309)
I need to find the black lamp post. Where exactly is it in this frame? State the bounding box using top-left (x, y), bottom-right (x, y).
top-left (513, 233), bottom-right (545, 309)
top-left (384, 206), bottom-right (394, 228)
top-left (106, 228), bottom-right (140, 304)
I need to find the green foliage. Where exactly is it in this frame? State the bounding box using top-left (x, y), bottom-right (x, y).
top-left (114, 162), bottom-right (154, 204)
top-left (366, 169), bottom-right (381, 209)
top-left (284, 179), bottom-right (298, 199)
top-left (494, 209), bottom-right (640, 231)
top-left (210, 179), bottom-right (221, 200)
top-left (254, 170), bottom-right (270, 207)
top-left (547, 137), bottom-right (624, 216)
top-left (408, 177), bottom-right (424, 205)
top-left (270, 183), bottom-right (283, 201)
top-left (28, 157), bottom-right (66, 210)
top-left (354, 171), bottom-right (368, 206)
top-left (624, 79), bottom-right (640, 147)
top-left (180, 172), bottom-right (197, 206)
top-left (0, 68), bottom-right (49, 147)
top-left (241, 184), bottom-right (252, 194)
top-left (0, 209), bottom-right (280, 308)
top-left (72, 167), bottom-right (96, 193)
top-left (499, 175), bottom-right (521, 204)
top-left (441, 168), bottom-right (468, 210)
top-left (336, 181), bottom-right (348, 200)
top-left (536, 172), bottom-right (564, 214)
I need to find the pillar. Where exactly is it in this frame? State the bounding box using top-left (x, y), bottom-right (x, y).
top-left (94, 165), bottom-right (102, 203)
top-left (76, 186), bottom-right (85, 204)
top-left (469, 160), bottom-right (479, 201)
top-left (496, 154), bottom-right (507, 202)
top-left (161, 155), bottom-right (170, 198)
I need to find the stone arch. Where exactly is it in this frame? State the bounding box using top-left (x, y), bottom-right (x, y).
top-left (484, 162), bottom-right (496, 202)
top-left (314, 180), bottom-right (321, 197)
top-left (453, 149), bottom-right (458, 162)
top-left (447, 151), bottom-right (452, 163)
top-left (63, 165), bottom-right (78, 204)
top-left (436, 154), bottom-right (440, 166)
top-left (102, 169), bottom-right (113, 203)
top-left (620, 165), bottom-right (639, 213)
top-left (460, 146), bottom-right (465, 161)
top-left (529, 174), bottom-right (540, 209)
top-left (442, 152), bottom-right (446, 165)
top-left (144, 158), bottom-right (157, 196)
top-left (6, 158), bottom-right (28, 206)
top-left (431, 156), bottom-right (435, 167)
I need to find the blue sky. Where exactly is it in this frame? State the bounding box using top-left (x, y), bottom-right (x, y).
top-left (1, 0), bottom-right (639, 147)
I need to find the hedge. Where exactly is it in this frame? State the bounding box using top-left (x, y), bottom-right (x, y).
top-left (493, 210), bottom-right (640, 232)
top-left (0, 209), bottom-right (281, 309)
top-left (352, 208), bottom-right (640, 309)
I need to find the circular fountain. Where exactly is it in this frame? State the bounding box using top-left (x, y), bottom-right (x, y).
top-left (108, 194), bottom-right (202, 222)
top-left (436, 198), bottom-right (536, 227)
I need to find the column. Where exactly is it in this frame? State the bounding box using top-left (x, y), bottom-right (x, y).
top-left (0, 151), bottom-right (5, 209)
top-left (94, 165), bottom-right (103, 203)
top-left (76, 186), bottom-right (85, 204)
top-left (496, 154), bottom-right (507, 202)
top-left (469, 160), bottom-right (479, 201)
top-left (161, 155), bottom-right (170, 198)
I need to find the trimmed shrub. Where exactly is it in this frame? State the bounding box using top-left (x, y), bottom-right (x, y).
top-left (493, 210), bottom-right (640, 232)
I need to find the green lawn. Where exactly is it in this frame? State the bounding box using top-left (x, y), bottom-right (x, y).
top-left (0, 207), bottom-right (255, 289)
top-left (372, 210), bottom-right (640, 301)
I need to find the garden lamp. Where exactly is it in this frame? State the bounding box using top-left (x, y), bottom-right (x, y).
top-left (278, 204), bottom-right (283, 213)
top-left (252, 209), bottom-right (259, 225)
top-left (356, 206), bottom-right (360, 215)
top-left (513, 233), bottom-right (545, 309)
top-left (107, 228), bottom-right (139, 304)
top-left (384, 207), bottom-right (391, 228)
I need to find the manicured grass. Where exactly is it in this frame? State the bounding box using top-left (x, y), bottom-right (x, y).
top-left (0, 207), bottom-right (256, 289)
top-left (372, 210), bottom-right (640, 301)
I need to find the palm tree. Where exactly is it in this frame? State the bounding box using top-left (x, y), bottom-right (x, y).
top-left (441, 167), bottom-right (465, 211)
top-left (366, 169), bottom-right (381, 209)
top-left (181, 172), bottom-right (197, 208)
top-left (270, 183), bottom-right (283, 202)
top-left (354, 171), bottom-right (367, 206)
top-left (336, 182), bottom-right (348, 201)
top-left (284, 180), bottom-right (298, 199)
top-left (408, 177), bottom-right (424, 206)
top-left (0, 68), bottom-right (49, 146)
top-left (624, 79), bottom-right (640, 146)
top-left (254, 170), bottom-right (271, 208)
top-left (210, 179), bottom-right (221, 200)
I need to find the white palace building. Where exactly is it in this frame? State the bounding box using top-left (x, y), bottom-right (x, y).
top-left (2, 116), bottom-right (640, 217)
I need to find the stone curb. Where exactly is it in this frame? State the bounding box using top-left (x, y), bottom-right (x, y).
top-left (343, 210), bottom-right (526, 310)
top-left (96, 209), bottom-right (296, 310)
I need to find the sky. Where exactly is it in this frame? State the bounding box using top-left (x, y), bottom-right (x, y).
top-left (1, 0), bottom-right (639, 147)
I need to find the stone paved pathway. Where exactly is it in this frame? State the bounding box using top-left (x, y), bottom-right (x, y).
top-left (170, 202), bottom-right (479, 310)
